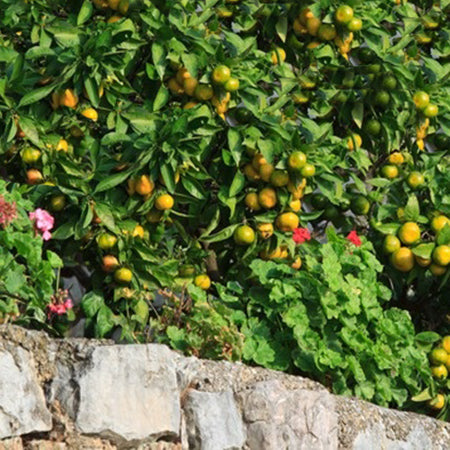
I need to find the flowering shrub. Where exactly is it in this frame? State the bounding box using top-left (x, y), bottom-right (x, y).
top-left (0, 181), bottom-right (66, 330)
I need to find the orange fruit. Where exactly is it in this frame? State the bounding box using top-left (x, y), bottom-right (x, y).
top-left (431, 216), bottom-right (450, 233)
top-left (413, 91), bottom-right (430, 110)
top-left (26, 169), bottom-right (43, 185)
top-left (102, 255), bottom-right (120, 273)
top-left (224, 78), bottom-right (239, 91)
top-left (300, 163), bottom-right (315, 178)
top-left (234, 225), bottom-right (256, 245)
top-left (388, 152), bottom-right (405, 165)
top-left (347, 18), bottom-right (362, 31)
top-left (56, 139), bottom-right (69, 152)
top-left (107, 15), bottom-right (122, 23)
top-left (442, 336), bottom-right (450, 353)
top-left (423, 104), bottom-right (439, 118)
top-left (430, 264), bottom-right (447, 276)
top-left (428, 394), bottom-right (445, 410)
top-left (298, 7), bottom-right (314, 26)
top-left (243, 164), bottom-right (260, 181)
top-left (335, 5), bottom-right (354, 24)
top-left (433, 245), bottom-right (450, 266)
top-left (194, 274), bottom-right (211, 290)
top-left (306, 17), bottom-right (322, 36)
top-left (318, 24), bottom-right (337, 41)
top-left (430, 348), bottom-right (448, 365)
top-left (59, 89), bottom-right (78, 108)
top-left (431, 365), bottom-right (448, 379)
top-left (406, 171), bottom-right (425, 189)
top-left (415, 255), bottom-right (431, 267)
top-left (245, 192), bottom-right (261, 211)
top-left (383, 235), bottom-right (401, 254)
top-left (81, 108), bottom-right (98, 122)
top-left (252, 153), bottom-right (267, 170)
top-left (98, 233), bottom-right (117, 250)
top-left (135, 175), bottom-right (155, 196)
top-left (21, 147), bottom-right (41, 164)
top-left (391, 247), bottom-right (415, 272)
top-left (287, 181), bottom-right (306, 200)
top-left (132, 225), bottom-right (145, 238)
top-left (276, 212), bottom-right (299, 232)
top-left (398, 222), bottom-right (420, 245)
top-left (347, 134), bottom-right (362, 151)
top-left (270, 170), bottom-right (289, 187)
top-left (257, 223), bottom-right (274, 239)
top-left (258, 188), bottom-right (277, 209)
top-left (271, 47), bottom-right (286, 65)
top-left (287, 151), bottom-right (307, 171)
top-left (114, 267), bottom-right (133, 284)
top-left (183, 78), bottom-right (198, 96)
top-left (381, 164), bottom-right (399, 179)
top-left (291, 256), bottom-right (302, 269)
top-left (289, 199), bottom-right (302, 212)
top-left (155, 194), bottom-right (174, 210)
top-left (168, 78), bottom-right (184, 95)
top-left (259, 163), bottom-right (275, 182)
top-left (212, 65), bottom-right (231, 84)
top-left (176, 67), bottom-right (191, 85)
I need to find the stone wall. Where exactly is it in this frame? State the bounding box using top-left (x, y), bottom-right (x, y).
top-left (0, 325), bottom-right (449, 450)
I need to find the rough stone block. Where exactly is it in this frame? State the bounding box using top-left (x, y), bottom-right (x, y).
top-left (184, 390), bottom-right (246, 450)
top-left (0, 348), bottom-right (52, 439)
top-left (241, 380), bottom-right (338, 450)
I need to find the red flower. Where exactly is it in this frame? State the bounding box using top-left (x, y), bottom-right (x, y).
top-left (0, 195), bottom-right (17, 228)
top-left (346, 230), bottom-right (362, 247)
top-left (293, 227), bottom-right (311, 244)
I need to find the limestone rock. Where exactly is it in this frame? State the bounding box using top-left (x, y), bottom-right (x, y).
top-left (0, 347), bottom-right (52, 439)
top-left (54, 344), bottom-right (181, 444)
top-left (240, 380), bottom-right (338, 450)
top-left (184, 390), bottom-right (246, 450)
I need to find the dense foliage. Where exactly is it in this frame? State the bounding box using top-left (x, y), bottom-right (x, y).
top-left (0, 0), bottom-right (449, 418)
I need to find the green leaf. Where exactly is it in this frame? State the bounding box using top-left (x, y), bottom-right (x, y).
top-left (96, 305), bottom-right (115, 337)
top-left (411, 388), bottom-right (432, 402)
top-left (411, 243), bottom-right (435, 260)
top-left (81, 291), bottom-right (104, 318)
top-left (18, 85), bottom-right (55, 107)
top-left (275, 17), bottom-right (287, 43)
top-left (404, 195), bottom-right (420, 221)
top-left (437, 224), bottom-right (450, 245)
top-left (151, 42), bottom-right (166, 79)
top-left (200, 224), bottom-right (239, 243)
top-left (77, 0), bottom-right (93, 26)
top-left (153, 85), bottom-right (169, 111)
top-left (229, 171), bottom-right (245, 197)
top-left (94, 170), bottom-right (132, 193)
top-left (415, 331), bottom-right (441, 345)
top-left (46, 251), bottom-right (63, 268)
top-left (351, 102), bottom-right (364, 129)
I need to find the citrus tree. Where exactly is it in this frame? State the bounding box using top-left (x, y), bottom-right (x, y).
top-left (0, 0), bottom-right (449, 417)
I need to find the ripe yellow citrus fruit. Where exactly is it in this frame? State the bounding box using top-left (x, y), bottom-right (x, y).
top-left (212, 65), bottom-right (231, 84)
top-left (347, 133), bottom-right (362, 151)
top-left (183, 101), bottom-right (199, 109)
top-left (306, 17), bottom-right (322, 36)
top-left (289, 199), bottom-right (302, 212)
top-left (59, 89), bottom-right (79, 108)
top-left (287, 181), bottom-right (306, 200)
top-left (260, 246), bottom-right (287, 260)
top-left (347, 17), bottom-right (362, 32)
top-left (234, 225), bottom-right (256, 245)
top-left (398, 222), bottom-right (420, 245)
top-left (291, 256), bottom-right (302, 269)
top-left (270, 170), bottom-right (290, 187)
top-left (168, 78), bottom-right (184, 95)
top-left (257, 223), bottom-right (274, 239)
top-left (176, 67), bottom-right (191, 85)
top-left (287, 151), bottom-right (307, 171)
top-left (258, 188), bottom-right (277, 209)
top-left (381, 164), bottom-right (399, 179)
top-left (430, 348), bottom-right (449, 365)
top-left (56, 139), bottom-right (69, 152)
top-left (81, 108), bottom-right (98, 121)
top-left (21, 147), bottom-right (41, 164)
top-left (183, 78), bottom-right (198, 96)
top-left (298, 7), bottom-right (314, 26)
top-left (102, 255), bottom-right (119, 273)
top-left (155, 194), bottom-right (174, 210)
top-left (415, 255), bottom-right (431, 267)
top-left (413, 91), bottom-right (430, 110)
top-left (383, 235), bottom-right (401, 254)
top-left (432, 365), bottom-right (448, 379)
top-left (430, 264), bottom-right (447, 276)
top-left (135, 175), bottom-right (155, 196)
top-left (243, 164), bottom-right (260, 181)
top-left (114, 267), bottom-right (132, 284)
top-left (271, 47), bottom-right (286, 64)
top-left (194, 274), bottom-right (211, 290)
top-left (276, 212), bottom-right (299, 232)
top-left (318, 24), bottom-right (337, 41)
top-left (428, 394), bottom-right (445, 410)
top-left (98, 233), bottom-right (117, 250)
top-left (252, 153), bottom-right (267, 170)
top-left (244, 192), bottom-right (261, 211)
top-left (388, 152), bottom-right (405, 165)
top-left (259, 163), bottom-right (275, 182)
top-left (335, 5), bottom-right (354, 24)
top-left (442, 336), bottom-right (450, 353)
top-left (132, 225), bottom-right (145, 238)
top-left (391, 247), bottom-right (415, 272)
top-left (107, 15), bottom-right (122, 23)
top-left (433, 245), bottom-right (450, 266)
top-left (431, 216), bottom-right (450, 233)
top-left (26, 169), bottom-right (43, 185)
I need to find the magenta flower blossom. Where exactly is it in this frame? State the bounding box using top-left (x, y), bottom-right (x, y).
top-left (0, 195), bottom-right (17, 228)
top-left (346, 230), bottom-right (362, 247)
top-left (47, 290), bottom-right (73, 318)
top-left (29, 208), bottom-right (54, 241)
top-left (293, 227), bottom-right (311, 244)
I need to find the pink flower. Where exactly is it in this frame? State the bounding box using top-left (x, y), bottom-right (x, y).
top-left (29, 208), bottom-right (54, 241)
top-left (293, 227), bottom-right (311, 244)
top-left (64, 299), bottom-right (73, 310)
top-left (346, 230), bottom-right (362, 247)
top-left (0, 196), bottom-right (17, 228)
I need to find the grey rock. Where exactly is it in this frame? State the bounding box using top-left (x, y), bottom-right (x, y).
top-left (240, 380), bottom-right (338, 450)
top-left (0, 347), bottom-right (52, 439)
top-left (184, 390), bottom-right (246, 450)
top-left (60, 344), bottom-right (180, 444)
